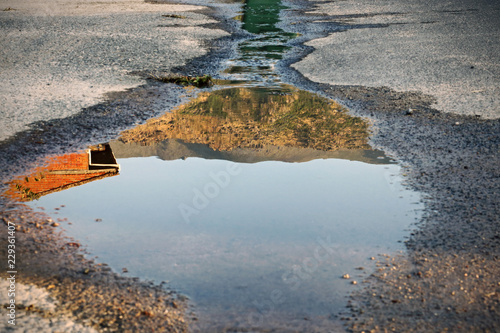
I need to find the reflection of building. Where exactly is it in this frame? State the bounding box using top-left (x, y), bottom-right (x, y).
top-left (5, 144), bottom-right (119, 201)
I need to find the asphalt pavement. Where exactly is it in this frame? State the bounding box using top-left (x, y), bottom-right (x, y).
top-left (292, 0), bottom-right (500, 119)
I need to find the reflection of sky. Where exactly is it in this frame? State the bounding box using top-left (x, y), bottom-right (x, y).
top-left (29, 157), bottom-right (422, 327)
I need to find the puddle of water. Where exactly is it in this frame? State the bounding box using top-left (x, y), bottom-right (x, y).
top-left (2, 0), bottom-right (425, 331)
top-left (26, 153), bottom-right (421, 331)
top-left (4, 86), bottom-right (424, 331)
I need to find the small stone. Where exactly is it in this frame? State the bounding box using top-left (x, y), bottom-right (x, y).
top-left (51, 222), bottom-right (60, 227)
top-left (351, 281), bottom-right (357, 285)
top-left (342, 274), bottom-right (350, 279)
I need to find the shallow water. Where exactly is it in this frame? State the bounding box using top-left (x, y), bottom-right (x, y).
top-left (26, 152), bottom-right (422, 331)
top-left (225, 0), bottom-right (298, 84)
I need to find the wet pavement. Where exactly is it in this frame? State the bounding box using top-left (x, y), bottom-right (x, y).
top-left (2, 0), bottom-right (498, 332)
top-left (1, 0), bottom-right (427, 331)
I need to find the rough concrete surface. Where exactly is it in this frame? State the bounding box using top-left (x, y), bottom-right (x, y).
top-left (292, 0), bottom-right (500, 119)
top-left (0, 0), bottom-right (228, 141)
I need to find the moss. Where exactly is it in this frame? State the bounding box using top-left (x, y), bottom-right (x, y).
top-left (13, 183), bottom-right (40, 201)
top-left (149, 74), bottom-right (213, 88)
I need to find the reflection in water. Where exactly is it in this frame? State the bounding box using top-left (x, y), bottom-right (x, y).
top-left (226, 0), bottom-right (298, 82)
top-left (4, 144), bottom-right (119, 201)
top-left (27, 156), bottom-right (422, 332)
top-left (119, 85), bottom-right (370, 152)
top-left (110, 138), bottom-right (393, 164)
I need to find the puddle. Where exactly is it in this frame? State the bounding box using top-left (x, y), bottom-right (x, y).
top-left (25, 152), bottom-right (421, 331)
top-left (7, 138), bottom-right (422, 331)
top-left (2, 0), bottom-right (426, 331)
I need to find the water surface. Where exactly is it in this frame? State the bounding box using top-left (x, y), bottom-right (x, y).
top-left (27, 153), bottom-right (421, 331)
top-left (225, 0), bottom-right (298, 83)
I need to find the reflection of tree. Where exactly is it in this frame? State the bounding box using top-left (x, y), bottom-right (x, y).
top-left (119, 87), bottom-right (370, 151)
top-left (242, 0), bottom-right (284, 34)
top-left (237, 0), bottom-right (297, 62)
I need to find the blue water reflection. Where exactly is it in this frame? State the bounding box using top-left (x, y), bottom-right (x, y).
top-left (29, 156), bottom-right (422, 331)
